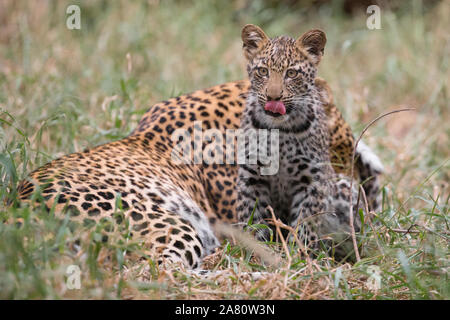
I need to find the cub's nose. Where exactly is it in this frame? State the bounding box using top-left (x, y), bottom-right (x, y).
top-left (266, 94), bottom-right (282, 101)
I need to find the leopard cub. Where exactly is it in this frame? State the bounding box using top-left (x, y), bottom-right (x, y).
top-left (236, 25), bottom-right (361, 255)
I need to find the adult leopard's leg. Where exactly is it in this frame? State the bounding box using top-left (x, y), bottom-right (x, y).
top-left (287, 173), bottom-right (366, 259)
top-left (355, 141), bottom-right (384, 212)
top-left (137, 207), bottom-right (211, 268)
top-left (312, 175), bottom-right (363, 259)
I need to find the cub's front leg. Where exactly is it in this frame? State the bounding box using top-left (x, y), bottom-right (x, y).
top-left (236, 165), bottom-right (273, 241)
top-left (289, 181), bottom-right (332, 250)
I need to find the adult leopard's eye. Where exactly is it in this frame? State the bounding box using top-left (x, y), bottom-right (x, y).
top-left (257, 67), bottom-right (269, 77)
top-left (286, 69), bottom-right (298, 78)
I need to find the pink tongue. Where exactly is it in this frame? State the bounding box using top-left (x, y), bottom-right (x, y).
top-left (264, 101), bottom-right (286, 115)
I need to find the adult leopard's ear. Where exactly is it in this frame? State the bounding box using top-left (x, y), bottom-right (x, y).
top-left (241, 24), bottom-right (269, 61)
top-left (296, 29), bottom-right (327, 64)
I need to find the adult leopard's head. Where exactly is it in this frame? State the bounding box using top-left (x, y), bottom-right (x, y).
top-left (241, 24), bottom-right (326, 132)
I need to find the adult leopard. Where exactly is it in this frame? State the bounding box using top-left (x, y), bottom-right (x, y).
top-left (16, 27), bottom-right (383, 269)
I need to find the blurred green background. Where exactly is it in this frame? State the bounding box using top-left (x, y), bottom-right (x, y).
top-left (0, 0), bottom-right (448, 163)
top-left (1, 0), bottom-right (448, 203)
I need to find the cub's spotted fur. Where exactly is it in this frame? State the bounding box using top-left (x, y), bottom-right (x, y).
top-left (237, 25), bottom-right (367, 255)
top-left (16, 27), bottom-right (383, 268)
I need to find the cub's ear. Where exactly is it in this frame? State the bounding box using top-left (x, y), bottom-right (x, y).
top-left (241, 24), bottom-right (269, 61)
top-left (296, 29), bottom-right (326, 64)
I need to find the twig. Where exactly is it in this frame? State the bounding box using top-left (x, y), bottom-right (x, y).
top-left (266, 206), bottom-right (316, 300)
top-left (280, 221), bottom-right (315, 300)
top-left (267, 206), bottom-right (292, 266)
top-left (382, 224), bottom-right (449, 238)
top-left (348, 108), bottom-right (415, 262)
top-left (416, 223), bottom-right (450, 240)
top-left (266, 205), bottom-right (291, 298)
top-left (265, 209), bottom-right (310, 259)
top-left (390, 228), bottom-right (420, 234)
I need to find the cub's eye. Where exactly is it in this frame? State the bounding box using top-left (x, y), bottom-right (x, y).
top-left (286, 69), bottom-right (298, 78)
top-left (257, 67), bottom-right (269, 77)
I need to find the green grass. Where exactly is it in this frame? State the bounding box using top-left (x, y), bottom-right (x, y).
top-left (0, 0), bottom-right (449, 299)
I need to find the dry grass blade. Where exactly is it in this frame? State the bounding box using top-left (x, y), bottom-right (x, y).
top-left (348, 108), bottom-right (416, 261)
top-left (266, 205), bottom-right (292, 267)
top-left (265, 206), bottom-right (319, 299)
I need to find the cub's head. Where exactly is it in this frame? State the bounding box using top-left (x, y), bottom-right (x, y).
top-left (241, 24), bottom-right (326, 131)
